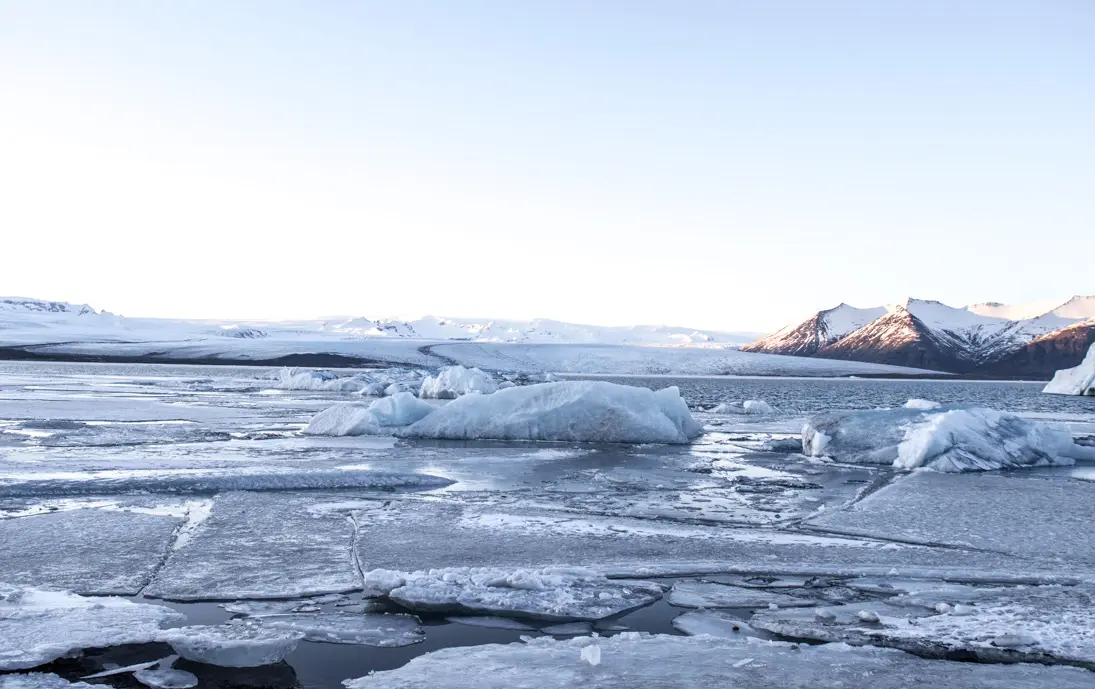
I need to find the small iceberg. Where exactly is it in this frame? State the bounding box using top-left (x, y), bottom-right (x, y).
top-left (711, 400), bottom-right (776, 415)
top-left (802, 406), bottom-right (1095, 471)
top-left (304, 393), bottom-right (435, 436)
top-left (419, 365), bottom-right (498, 399)
top-left (1043, 343), bottom-right (1095, 396)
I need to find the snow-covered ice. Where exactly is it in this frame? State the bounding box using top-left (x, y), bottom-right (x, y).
top-left (304, 394), bottom-right (435, 436)
top-left (246, 613), bottom-right (425, 647)
top-left (1044, 343), bottom-right (1095, 396)
top-left (157, 623), bottom-right (304, 667)
top-left (802, 406), bottom-right (1094, 471)
top-left (419, 366), bottom-right (499, 399)
top-left (0, 509), bottom-right (180, 594)
top-left (751, 584), bottom-right (1095, 668)
top-left (0, 676), bottom-right (97, 689)
top-left (364, 567), bottom-right (662, 621)
top-left (402, 381), bottom-right (703, 444)
top-left (0, 585), bottom-right (184, 671)
top-left (667, 581), bottom-right (815, 609)
top-left (342, 632), bottom-right (1095, 689)
top-left (145, 491), bottom-right (364, 600)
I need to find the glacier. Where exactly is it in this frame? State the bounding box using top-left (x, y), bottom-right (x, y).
top-left (1044, 343), bottom-right (1095, 396)
top-left (802, 406), bottom-right (1094, 471)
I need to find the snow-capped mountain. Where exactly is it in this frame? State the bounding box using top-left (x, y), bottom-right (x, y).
top-left (0, 297), bottom-right (100, 317)
top-left (745, 296), bottom-right (1095, 376)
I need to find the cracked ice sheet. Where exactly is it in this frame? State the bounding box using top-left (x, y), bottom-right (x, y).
top-left (0, 508), bottom-right (180, 594)
top-left (342, 633), bottom-right (1095, 689)
top-left (350, 498), bottom-right (1063, 581)
top-left (145, 491), bottom-right (364, 601)
top-left (0, 585), bottom-right (183, 671)
top-left (751, 584), bottom-right (1095, 669)
top-left (805, 471), bottom-right (1095, 566)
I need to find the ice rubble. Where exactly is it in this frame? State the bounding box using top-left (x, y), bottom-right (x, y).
top-left (157, 623), bottom-right (304, 667)
top-left (246, 613), bottom-right (425, 647)
top-left (1044, 343), bottom-right (1095, 396)
top-left (418, 365), bottom-right (498, 399)
top-left (363, 567), bottom-right (662, 621)
top-left (0, 676), bottom-right (97, 689)
top-left (303, 393), bottom-right (435, 436)
top-left (712, 400), bottom-right (776, 415)
top-left (402, 381), bottom-right (703, 444)
top-left (750, 584), bottom-right (1095, 669)
top-left (341, 632), bottom-right (1095, 689)
top-left (667, 581), bottom-right (814, 609)
top-left (802, 406), bottom-right (1094, 471)
top-left (0, 584), bottom-right (184, 671)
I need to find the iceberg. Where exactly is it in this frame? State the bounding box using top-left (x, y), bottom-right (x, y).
top-left (342, 632), bottom-right (1095, 689)
top-left (363, 567), bottom-right (662, 621)
top-left (0, 585), bottom-right (184, 671)
top-left (1043, 343), bottom-right (1095, 396)
top-left (245, 613), bottom-right (425, 647)
top-left (712, 400), bottom-right (776, 415)
top-left (419, 365), bottom-right (498, 399)
top-left (304, 393), bottom-right (435, 436)
top-left (802, 406), bottom-right (1094, 471)
top-left (402, 381), bottom-right (703, 444)
top-left (157, 623), bottom-right (304, 667)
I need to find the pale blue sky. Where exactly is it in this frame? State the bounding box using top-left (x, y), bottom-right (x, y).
top-left (1, 1), bottom-right (1091, 331)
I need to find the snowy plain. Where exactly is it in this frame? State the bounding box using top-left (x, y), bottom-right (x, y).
top-left (1, 361), bottom-right (1094, 688)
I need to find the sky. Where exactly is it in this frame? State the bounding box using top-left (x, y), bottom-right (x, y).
top-left (1, 1), bottom-right (1092, 333)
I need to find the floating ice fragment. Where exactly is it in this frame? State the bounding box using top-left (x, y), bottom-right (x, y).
top-left (712, 400), bottom-right (775, 415)
top-left (542, 622), bottom-right (593, 635)
top-left (672, 611), bottom-right (761, 639)
top-left (1043, 344), bottom-right (1095, 396)
top-left (668, 581), bottom-right (811, 610)
top-left (904, 399), bottom-right (941, 410)
top-left (248, 613), bottom-right (425, 647)
top-left (579, 644), bottom-right (601, 666)
top-left (419, 366), bottom-right (498, 399)
top-left (304, 393), bottom-right (434, 436)
top-left (447, 617), bottom-right (535, 631)
top-left (157, 624), bottom-right (304, 667)
top-left (82, 660), bottom-right (161, 679)
top-left (133, 657), bottom-right (197, 689)
top-left (856, 610), bottom-right (880, 623)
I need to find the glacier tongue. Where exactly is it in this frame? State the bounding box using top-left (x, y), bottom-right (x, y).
top-left (342, 632), bottom-right (1095, 689)
top-left (0, 584), bottom-right (184, 671)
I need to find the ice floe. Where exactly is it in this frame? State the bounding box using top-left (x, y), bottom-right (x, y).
top-left (363, 567), bottom-right (662, 621)
top-left (0, 675), bottom-right (97, 689)
top-left (418, 365), bottom-right (498, 399)
top-left (751, 583), bottom-right (1095, 669)
top-left (0, 585), bottom-right (184, 671)
top-left (132, 656), bottom-right (198, 689)
top-left (157, 624), bottom-right (304, 667)
top-left (342, 632), bottom-right (1095, 689)
top-left (802, 406), bottom-right (1094, 471)
top-left (446, 616), bottom-right (535, 631)
top-left (303, 393), bottom-right (435, 436)
top-left (1044, 343), bottom-right (1095, 396)
top-left (667, 581), bottom-right (815, 609)
top-left (402, 381), bottom-right (703, 444)
top-left (671, 610), bottom-right (763, 639)
top-left (245, 613), bottom-right (425, 647)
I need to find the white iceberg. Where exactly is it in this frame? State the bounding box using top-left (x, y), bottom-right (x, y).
top-left (157, 623), bottom-right (304, 667)
top-left (419, 366), bottom-right (498, 399)
top-left (0, 585), bottom-right (184, 671)
top-left (342, 631), bottom-right (1095, 689)
top-left (245, 613), bottom-right (424, 647)
top-left (904, 398), bottom-right (941, 410)
top-left (1043, 343), bottom-right (1095, 396)
top-left (303, 393), bottom-right (435, 436)
top-left (274, 367), bottom-right (424, 395)
top-left (363, 567), bottom-right (662, 621)
top-left (802, 406), bottom-right (1094, 471)
top-left (402, 381), bottom-right (703, 444)
top-left (712, 400), bottom-right (776, 415)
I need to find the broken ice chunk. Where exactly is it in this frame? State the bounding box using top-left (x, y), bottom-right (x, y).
top-left (672, 611), bottom-right (763, 639)
top-left (367, 567), bottom-right (662, 621)
top-left (541, 622), bottom-right (593, 636)
top-left (447, 617), bottom-right (536, 631)
top-left (579, 644), bottom-right (601, 666)
top-left (0, 585), bottom-right (184, 671)
top-left (133, 657), bottom-right (197, 689)
top-left (0, 675), bottom-right (97, 689)
top-left (668, 581), bottom-right (813, 610)
top-left (157, 624), bottom-right (304, 667)
top-left (247, 613), bottom-right (425, 647)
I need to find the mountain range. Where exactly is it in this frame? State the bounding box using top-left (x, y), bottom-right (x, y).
top-left (742, 296), bottom-right (1095, 377)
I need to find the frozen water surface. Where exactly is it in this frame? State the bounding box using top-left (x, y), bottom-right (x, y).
top-left (343, 633), bottom-right (1095, 689)
top-left (2, 363), bottom-right (1095, 686)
